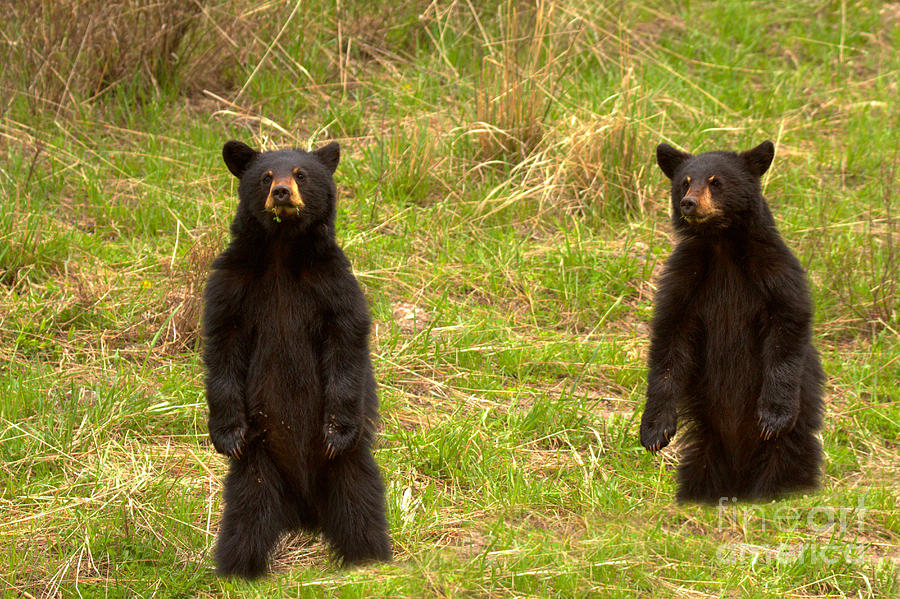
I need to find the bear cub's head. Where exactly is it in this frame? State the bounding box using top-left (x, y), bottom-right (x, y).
top-left (656, 140), bottom-right (775, 232)
top-left (222, 140), bottom-right (340, 231)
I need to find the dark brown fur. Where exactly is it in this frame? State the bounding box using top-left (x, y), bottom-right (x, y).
top-left (641, 140), bottom-right (825, 503)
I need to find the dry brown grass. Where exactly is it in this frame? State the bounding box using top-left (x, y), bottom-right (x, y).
top-left (158, 229), bottom-right (222, 354)
top-left (0, 0), bottom-right (266, 116)
top-left (555, 75), bottom-right (653, 217)
top-left (472, 0), bottom-right (574, 161)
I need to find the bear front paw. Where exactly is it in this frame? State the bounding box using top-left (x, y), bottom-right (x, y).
top-left (757, 403), bottom-right (796, 440)
top-left (209, 420), bottom-right (248, 460)
top-left (640, 407), bottom-right (677, 454)
top-left (324, 415), bottom-right (359, 460)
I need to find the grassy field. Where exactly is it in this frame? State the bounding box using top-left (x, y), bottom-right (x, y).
top-left (0, 0), bottom-right (897, 596)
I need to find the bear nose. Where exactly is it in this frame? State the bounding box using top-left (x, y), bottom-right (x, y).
top-left (680, 196), bottom-right (698, 216)
top-left (271, 185), bottom-right (292, 206)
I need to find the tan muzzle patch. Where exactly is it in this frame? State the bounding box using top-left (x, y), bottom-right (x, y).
top-left (264, 169), bottom-right (305, 217)
top-left (684, 180), bottom-right (720, 223)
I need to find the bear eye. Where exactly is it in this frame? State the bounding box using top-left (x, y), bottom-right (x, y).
top-left (709, 177), bottom-right (720, 188)
top-left (262, 172), bottom-right (273, 186)
top-left (681, 179), bottom-right (690, 192)
top-left (293, 169), bottom-right (305, 183)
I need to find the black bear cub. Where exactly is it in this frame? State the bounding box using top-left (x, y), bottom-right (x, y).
top-left (203, 140), bottom-right (391, 578)
top-left (641, 140), bottom-right (825, 503)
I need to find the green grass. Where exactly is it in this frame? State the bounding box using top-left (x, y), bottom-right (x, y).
top-left (1, 0), bottom-right (897, 596)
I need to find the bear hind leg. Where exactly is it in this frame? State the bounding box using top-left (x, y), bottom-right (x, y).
top-left (675, 435), bottom-right (736, 504)
top-left (216, 450), bottom-right (297, 579)
top-left (321, 447), bottom-right (392, 565)
top-left (748, 432), bottom-right (823, 500)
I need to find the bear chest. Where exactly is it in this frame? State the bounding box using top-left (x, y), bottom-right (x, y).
top-left (243, 266), bottom-right (332, 359)
top-left (243, 270), bottom-right (327, 416)
top-left (692, 256), bottom-right (766, 383)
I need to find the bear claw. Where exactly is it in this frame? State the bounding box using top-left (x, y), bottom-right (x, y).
top-left (210, 423), bottom-right (248, 459)
top-left (323, 415), bottom-right (358, 459)
top-left (640, 408), bottom-right (677, 454)
top-left (757, 403), bottom-right (794, 441)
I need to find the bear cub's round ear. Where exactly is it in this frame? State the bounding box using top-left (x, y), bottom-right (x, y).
top-left (223, 141), bottom-right (258, 179)
top-left (739, 140), bottom-right (775, 178)
top-left (657, 143), bottom-right (692, 180)
top-left (313, 141), bottom-right (340, 174)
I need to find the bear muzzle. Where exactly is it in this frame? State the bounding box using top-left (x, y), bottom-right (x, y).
top-left (680, 196), bottom-right (698, 216)
top-left (271, 185), bottom-right (293, 206)
top-left (680, 185), bottom-right (719, 224)
top-left (265, 175), bottom-right (304, 218)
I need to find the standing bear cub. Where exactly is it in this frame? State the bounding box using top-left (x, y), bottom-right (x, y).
top-left (641, 140), bottom-right (825, 503)
top-left (203, 140), bottom-right (391, 578)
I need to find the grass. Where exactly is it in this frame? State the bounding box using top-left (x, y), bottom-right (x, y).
top-left (0, 0), bottom-right (897, 596)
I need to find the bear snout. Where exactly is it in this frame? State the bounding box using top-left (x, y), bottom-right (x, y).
top-left (680, 196), bottom-right (698, 216)
top-left (271, 185), bottom-right (293, 206)
top-left (264, 174), bottom-right (304, 216)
